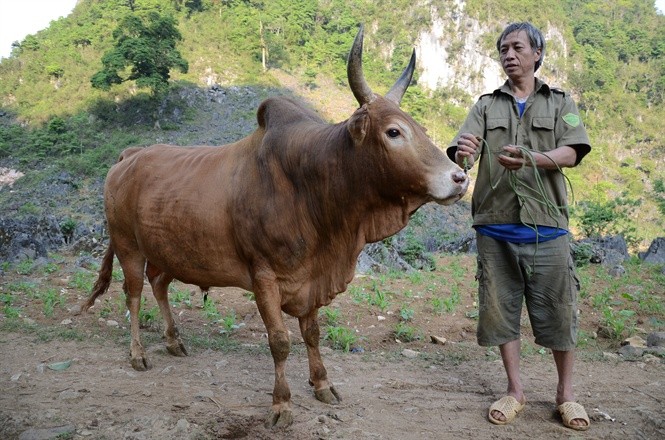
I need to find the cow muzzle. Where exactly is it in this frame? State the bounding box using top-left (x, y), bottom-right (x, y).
top-left (430, 170), bottom-right (469, 205)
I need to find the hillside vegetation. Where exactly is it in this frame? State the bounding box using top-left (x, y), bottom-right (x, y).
top-left (0, 0), bottom-right (663, 250)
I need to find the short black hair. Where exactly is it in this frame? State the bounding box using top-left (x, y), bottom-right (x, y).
top-left (496, 22), bottom-right (546, 72)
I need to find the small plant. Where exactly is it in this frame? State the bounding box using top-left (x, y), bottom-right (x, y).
top-left (324, 325), bottom-right (357, 352)
top-left (394, 322), bottom-right (421, 342)
top-left (430, 296), bottom-right (445, 315)
top-left (599, 307), bottom-right (636, 341)
top-left (202, 297), bottom-right (221, 322)
top-left (320, 307), bottom-right (341, 326)
top-left (99, 298), bottom-right (113, 318)
top-left (3, 305), bottom-right (21, 318)
top-left (18, 203), bottom-right (40, 216)
top-left (443, 286), bottom-right (461, 312)
top-left (399, 305), bottom-right (415, 321)
top-left (1, 293), bottom-right (20, 318)
top-left (591, 289), bottom-right (612, 309)
top-left (6, 281), bottom-right (39, 298)
top-left (111, 268), bottom-right (124, 281)
top-left (42, 262), bottom-right (59, 274)
top-left (407, 271), bottom-right (423, 285)
top-left (348, 285), bottom-right (368, 304)
top-left (169, 287), bottom-right (192, 308)
top-left (42, 288), bottom-right (64, 317)
top-left (449, 259), bottom-right (466, 279)
top-left (60, 218), bottom-right (77, 243)
top-left (69, 271), bottom-right (95, 292)
top-left (367, 282), bottom-right (391, 312)
top-left (138, 298), bottom-right (159, 328)
top-left (219, 309), bottom-right (242, 334)
top-left (432, 287), bottom-right (461, 314)
top-left (15, 258), bottom-right (35, 275)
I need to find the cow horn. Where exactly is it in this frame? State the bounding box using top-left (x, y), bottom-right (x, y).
top-left (347, 25), bottom-right (374, 105)
top-left (385, 49), bottom-right (415, 105)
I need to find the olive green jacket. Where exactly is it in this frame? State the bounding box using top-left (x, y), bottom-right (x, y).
top-left (447, 78), bottom-right (591, 229)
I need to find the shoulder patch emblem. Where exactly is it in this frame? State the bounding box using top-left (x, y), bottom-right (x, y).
top-left (562, 113), bottom-right (580, 127)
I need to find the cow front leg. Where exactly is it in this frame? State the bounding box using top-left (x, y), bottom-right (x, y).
top-left (299, 309), bottom-right (341, 404)
top-left (254, 279), bottom-right (293, 428)
top-left (146, 263), bottom-right (187, 357)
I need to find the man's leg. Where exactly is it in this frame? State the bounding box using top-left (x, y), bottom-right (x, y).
top-left (491, 339), bottom-right (526, 422)
top-left (553, 349), bottom-right (588, 429)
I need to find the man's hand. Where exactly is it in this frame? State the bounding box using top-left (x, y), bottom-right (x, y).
top-left (455, 133), bottom-right (480, 170)
top-left (498, 145), bottom-right (526, 170)
top-left (498, 145), bottom-right (578, 170)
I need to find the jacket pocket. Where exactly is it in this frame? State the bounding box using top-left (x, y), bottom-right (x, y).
top-left (530, 117), bottom-right (556, 151)
top-left (485, 118), bottom-right (510, 154)
top-left (532, 117), bottom-right (554, 130)
top-left (487, 118), bottom-right (509, 130)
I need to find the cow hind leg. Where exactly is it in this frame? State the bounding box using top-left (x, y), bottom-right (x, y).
top-left (299, 309), bottom-right (341, 404)
top-left (120, 255), bottom-right (152, 371)
top-left (146, 262), bottom-right (187, 357)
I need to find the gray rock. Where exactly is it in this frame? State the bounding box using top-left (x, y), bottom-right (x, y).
top-left (401, 349), bottom-right (419, 359)
top-left (617, 344), bottom-right (644, 358)
top-left (639, 237), bottom-right (665, 264)
top-left (575, 236), bottom-right (630, 266)
top-left (18, 424), bottom-right (76, 440)
top-left (58, 390), bottom-right (81, 401)
top-left (644, 347), bottom-right (665, 357)
top-left (607, 265), bottom-right (626, 277)
top-left (646, 332), bottom-right (665, 347)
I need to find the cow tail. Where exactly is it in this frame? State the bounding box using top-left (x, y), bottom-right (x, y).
top-left (78, 243), bottom-right (115, 313)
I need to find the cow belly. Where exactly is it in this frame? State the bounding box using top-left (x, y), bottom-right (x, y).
top-left (134, 212), bottom-right (251, 289)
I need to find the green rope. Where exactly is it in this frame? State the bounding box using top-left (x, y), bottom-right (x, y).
top-left (476, 138), bottom-right (575, 277)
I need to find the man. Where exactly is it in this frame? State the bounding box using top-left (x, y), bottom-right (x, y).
top-left (447, 22), bottom-right (591, 431)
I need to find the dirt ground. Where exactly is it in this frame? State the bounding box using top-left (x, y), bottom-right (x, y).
top-left (1, 254), bottom-right (664, 440)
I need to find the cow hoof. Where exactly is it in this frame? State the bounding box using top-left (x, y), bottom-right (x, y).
top-left (166, 342), bottom-right (188, 357)
top-left (265, 408), bottom-right (293, 429)
top-left (131, 357), bottom-right (153, 371)
top-left (315, 386), bottom-right (342, 404)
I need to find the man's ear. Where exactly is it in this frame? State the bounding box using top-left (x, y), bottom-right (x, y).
top-left (348, 104), bottom-right (369, 144)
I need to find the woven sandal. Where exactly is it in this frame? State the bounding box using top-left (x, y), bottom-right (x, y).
top-left (488, 396), bottom-right (525, 425)
top-left (558, 401), bottom-right (590, 431)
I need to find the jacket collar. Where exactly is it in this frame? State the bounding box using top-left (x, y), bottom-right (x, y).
top-left (495, 77), bottom-right (551, 97)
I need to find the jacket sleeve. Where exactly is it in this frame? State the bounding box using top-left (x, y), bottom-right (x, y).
top-left (555, 93), bottom-right (591, 165)
top-left (446, 98), bottom-right (488, 162)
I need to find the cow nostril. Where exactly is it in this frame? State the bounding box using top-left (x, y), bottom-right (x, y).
top-left (452, 171), bottom-right (467, 184)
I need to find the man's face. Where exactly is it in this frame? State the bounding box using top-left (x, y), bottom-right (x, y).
top-left (499, 30), bottom-right (541, 79)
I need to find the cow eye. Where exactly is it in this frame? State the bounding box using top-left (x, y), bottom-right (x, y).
top-left (386, 128), bottom-right (400, 138)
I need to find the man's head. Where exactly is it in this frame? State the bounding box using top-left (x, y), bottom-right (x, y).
top-left (496, 22), bottom-right (545, 74)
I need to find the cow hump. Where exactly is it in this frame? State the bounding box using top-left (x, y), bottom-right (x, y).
top-left (257, 96), bottom-right (323, 130)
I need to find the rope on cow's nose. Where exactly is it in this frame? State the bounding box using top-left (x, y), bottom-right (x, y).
top-left (477, 138), bottom-right (575, 277)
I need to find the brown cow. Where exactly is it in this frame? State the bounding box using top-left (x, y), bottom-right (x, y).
top-left (79, 26), bottom-right (468, 428)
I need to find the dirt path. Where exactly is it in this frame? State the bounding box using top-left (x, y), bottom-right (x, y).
top-left (1, 330), bottom-right (663, 440)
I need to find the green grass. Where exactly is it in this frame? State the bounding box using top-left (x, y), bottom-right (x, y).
top-left (319, 307), bottom-right (342, 326)
top-left (219, 309), bottom-right (241, 334)
top-left (69, 270), bottom-right (96, 292)
top-left (324, 325), bottom-right (357, 352)
top-left (41, 288), bottom-right (65, 317)
top-left (169, 286), bottom-right (192, 308)
top-left (399, 305), bottom-right (415, 321)
top-left (394, 322), bottom-right (421, 342)
top-left (138, 298), bottom-right (160, 328)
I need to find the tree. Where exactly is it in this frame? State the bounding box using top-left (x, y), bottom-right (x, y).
top-left (91, 12), bottom-right (188, 96)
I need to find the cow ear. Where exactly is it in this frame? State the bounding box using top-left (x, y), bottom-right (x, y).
top-left (348, 105), bottom-right (370, 144)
